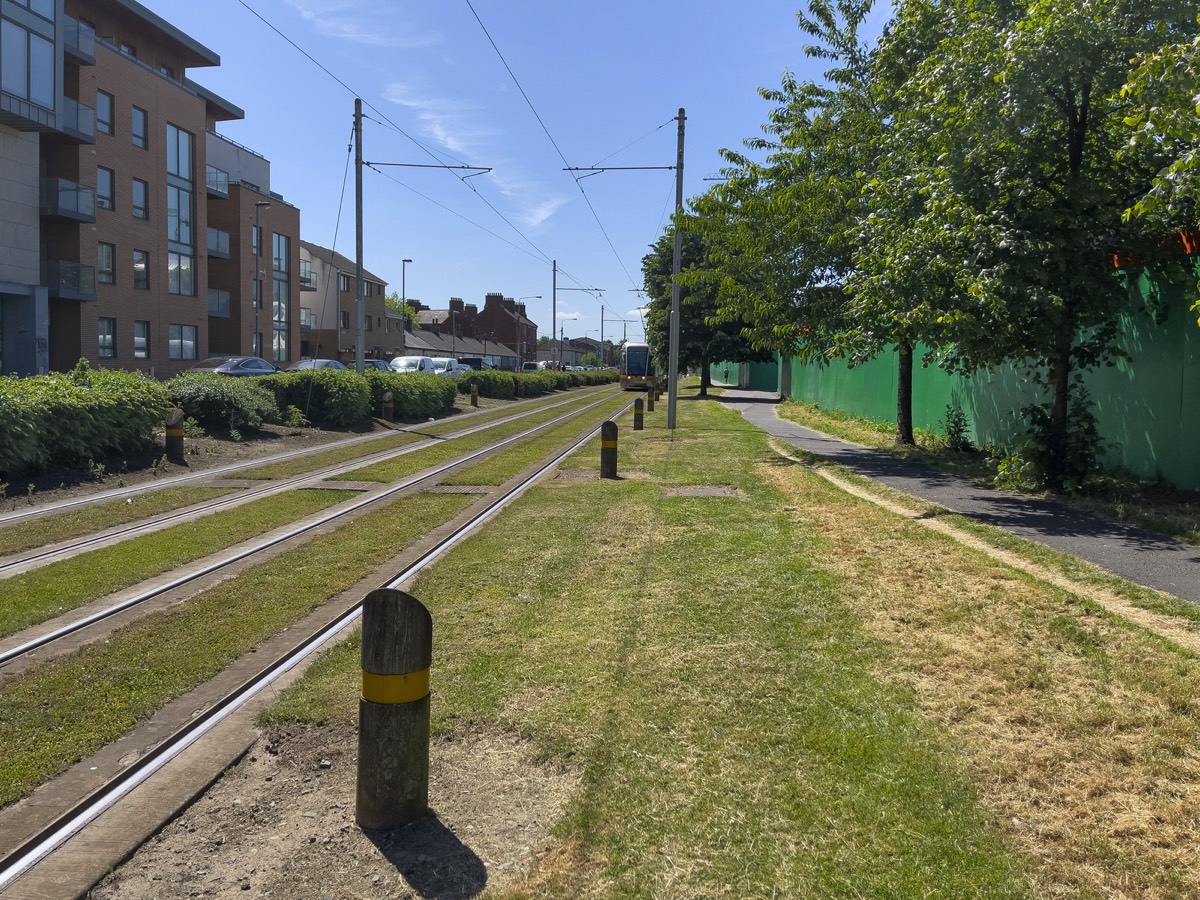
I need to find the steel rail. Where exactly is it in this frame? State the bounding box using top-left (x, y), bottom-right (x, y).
top-left (0, 397), bottom-right (631, 890)
top-left (0, 392), bottom-right (621, 668)
top-left (0, 387), bottom-right (611, 527)
top-left (0, 389), bottom-right (610, 577)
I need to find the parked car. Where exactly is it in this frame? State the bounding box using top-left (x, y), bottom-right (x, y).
top-left (188, 356), bottom-right (281, 376)
top-left (389, 355), bottom-right (436, 374)
top-left (431, 358), bottom-right (471, 378)
top-left (287, 358), bottom-right (348, 371)
top-left (360, 359), bottom-right (392, 371)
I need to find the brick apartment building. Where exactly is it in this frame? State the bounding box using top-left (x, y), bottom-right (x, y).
top-left (298, 241), bottom-right (392, 363)
top-left (415, 293), bottom-right (538, 367)
top-left (0, 0), bottom-right (300, 377)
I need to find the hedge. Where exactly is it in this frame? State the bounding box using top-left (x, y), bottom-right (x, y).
top-left (0, 360), bottom-right (172, 477)
top-left (263, 370), bottom-right (374, 429)
top-left (363, 371), bottom-right (458, 419)
top-left (167, 373), bottom-right (281, 433)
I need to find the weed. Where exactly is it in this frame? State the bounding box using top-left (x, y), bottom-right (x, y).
top-left (283, 405), bottom-right (310, 429)
top-left (941, 401), bottom-right (974, 452)
top-left (86, 459), bottom-right (106, 482)
top-left (229, 427), bottom-right (243, 443)
top-left (182, 417), bottom-right (206, 438)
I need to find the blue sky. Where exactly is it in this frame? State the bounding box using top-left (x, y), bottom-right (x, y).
top-left (162, 1), bottom-right (886, 345)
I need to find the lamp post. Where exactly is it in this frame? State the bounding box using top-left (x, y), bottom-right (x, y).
top-left (253, 200), bottom-right (271, 357)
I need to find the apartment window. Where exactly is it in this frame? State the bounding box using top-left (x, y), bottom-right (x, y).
top-left (168, 323), bottom-right (196, 360)
top-left (338, 274), bottom-right (349, 293)
top-left (272, 233), bottom-right (288, 274)
top-left (251, 225), bottom-right (260, 258)
top-left (167, 252), bottom-right (194, 296)
top-left (97, 242), bottom-right (115, 284)
top-left (14, 0), bottom-right (55, 20)
top-left (166, 124), bottom-right (192, 181)
top-left (273, 277), bottom-right (289, 327)
top-left (131, 178), bottom-right (148, 219)
top-left (131, 106), bottom-right (147, 148)
top-left (166, 185), bottom-right (192, 244)
top-left (98, 317), bottom-right (115, 358)
top-left (253, 278), bottom-right (261, 310)
top-left (340, 311), bottom-right (350, 329)
top-left (158, 63), bottom-right (175, 80)
top-left (96, 167), bottom-right (113, 210)
top-left (96, 90), bottom-right (113, 134)
top-left (119, 41), bottom-right (136, 58)
top-left (132, 250), bottom-right (148, 289)
top-left (133, 321), bottom-right (149, 359)
top-left (2, 20), bottom-right (55, 109)
top-left (301, 307), bottom-right (316, 329)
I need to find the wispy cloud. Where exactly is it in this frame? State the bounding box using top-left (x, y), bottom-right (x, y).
top-left (383, 82), bottom-right (568, 229)
top-left (628, 307), bottom-right (648, 318)
top-left (284, 0), bottom-right (440, 49)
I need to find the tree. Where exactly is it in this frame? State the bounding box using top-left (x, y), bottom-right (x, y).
top-left (384, 292), bottom-right (418, 327)
top-left (641, 224), bottom-right (772, 397)
top-left (867, 0), bottom-right (1199, 486)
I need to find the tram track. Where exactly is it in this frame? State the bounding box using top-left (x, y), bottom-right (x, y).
top-left (0, 389), bottom-right (623, 670)
top-left (0, 393), bottom-right (633, 897)
top-left (0, 387), bottom-right (612, 578)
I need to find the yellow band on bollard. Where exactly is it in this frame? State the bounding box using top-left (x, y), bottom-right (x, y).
top-left (362, 668), bottom-right (430, 704)
top-left (166, 427), bottom-right (183, 437)
top-left (601, 439), bottom-right (618, 449)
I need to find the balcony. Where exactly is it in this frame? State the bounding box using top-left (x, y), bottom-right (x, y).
top-left (57, 97), bottom-right (95, 143)
top-left (42, 260), bottom-right (96, 301)
top-left (208, 289), bottom-right (231, 318)
top-left (299, 260), bottom-right (317, 292)
top-left (40, 178), bottom-right (96, 222)
top-left (207, 227), bottom-right (231, 259)
top-left (64, 17), bottom-right (97, 65)
top-left (205, 165), bottom-right (229, 199)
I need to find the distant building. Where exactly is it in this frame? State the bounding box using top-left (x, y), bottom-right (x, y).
top-left (298, 241), bottom-right (391, 362)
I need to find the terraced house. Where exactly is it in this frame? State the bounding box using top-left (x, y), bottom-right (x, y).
top-left (0, 0), bottom-right (300, 377)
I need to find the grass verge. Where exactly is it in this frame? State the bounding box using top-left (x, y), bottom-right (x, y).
top-left (0, 491), bottom-right (473, 808)
top-left (0, 487), bottom-right (235, 557)
top-left (0, 489), bottom-right (353, 639)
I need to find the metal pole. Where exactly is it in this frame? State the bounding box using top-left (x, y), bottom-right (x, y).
top-left (552, 259), bottom-right (558, 369)
top-left (668, 108), bottom-right (685, 430)
top-left (401, 258), bottom-right (411, 356)
top-left (354, 98), bottom-right (365, 374)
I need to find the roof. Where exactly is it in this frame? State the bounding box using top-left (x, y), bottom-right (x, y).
top-left (97, 0), bottom-right (221, 67)
top-left (300, 241), bottom-right (387, 287)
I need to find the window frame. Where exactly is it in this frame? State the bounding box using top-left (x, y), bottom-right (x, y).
top-left (97, 242), bottom-right (115, 285)
top-left (131, 177), bottom-right (148, 219)
top-left (96, 166), bottom-right (114, 210)
top-left (96, 89), bottom-right (113, 134)
top-left (132, 249), bottom-right (149, 290)
top-left (168, 323), bottom-right (196, 360)
top-left (98, 316), bottom-right (115, 358)
top-left (133, 320), bottom-right (149, 359)
top-left (131, 106), bottom-right (147, 148)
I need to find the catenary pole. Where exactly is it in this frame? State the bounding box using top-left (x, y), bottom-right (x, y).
top-left (667, 108), bottom-right (686, 429)
top-left (354, 98), bottom-right (365, 373)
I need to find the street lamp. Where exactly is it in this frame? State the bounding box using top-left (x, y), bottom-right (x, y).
top-left (253, 201), bottom-right (271, 357)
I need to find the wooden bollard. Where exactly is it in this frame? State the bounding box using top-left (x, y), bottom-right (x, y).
top-left (382, 391), bottom-right (394, 422)
top-left (165, 408), bottom-right (185, 464)
top-left (633, 397), bottom-right (644, 431)
top-left (470, 383), bottom-right (479, 407)
top-left (600, 420), bottom-right (618, 479)
top-left (356, 588), bottom-right (431, 830)
top-left (645, 389), bottom-right (655, 413)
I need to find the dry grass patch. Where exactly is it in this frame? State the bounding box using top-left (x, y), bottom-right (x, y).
top-left (760, 456), bottom-right (1200, 898)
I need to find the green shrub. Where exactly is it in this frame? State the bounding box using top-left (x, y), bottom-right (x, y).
top-left (458, 370), bottom-right (517, 399)
top-left (266, 370), bottom-right (372, 429)
top-left (167, 372), bottom-right (281, 434)
top-left (0, 360), bottom-right (172, 476)
top-left (363, 371), bottom-right (457, 419)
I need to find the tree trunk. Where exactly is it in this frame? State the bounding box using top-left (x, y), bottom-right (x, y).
top-left (699, 359), bottom-right (710, 397)
top-left (896, 341), bottom-right (915, 445)
top-left (1046, 331), bottom-right (1073, 490)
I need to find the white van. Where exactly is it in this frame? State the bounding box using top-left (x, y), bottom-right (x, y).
top-left (389, 355), bottom-right (436, 374)
top-left (431, 358), bottom-right (471, 378)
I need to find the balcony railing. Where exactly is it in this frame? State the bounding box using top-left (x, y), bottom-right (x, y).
top-left (208, 289), bottom-right (231, 317)
top-left (40, 178), bottom-right (96, 222)
top-left (42, 260), bottom-right (96, 301)
top-left (64, 17), bottom-right (96, 64)
top-left (299, 260), bottom-right (316, 291)
top-left (58, 97), bottom-right (95, 142)
top-left (207, 227), bottom-right (231, 259)
top-left (205, 165), bottom-right (229, 199)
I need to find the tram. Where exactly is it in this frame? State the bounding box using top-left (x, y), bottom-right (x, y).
top-left (619, 341), bottom-right (655, 391)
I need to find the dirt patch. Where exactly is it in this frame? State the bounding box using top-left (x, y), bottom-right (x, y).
top-left (90, 722), bottom-right (577, 900)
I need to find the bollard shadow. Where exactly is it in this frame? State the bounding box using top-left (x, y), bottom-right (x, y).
top-left (365, 811), bottom-right (489, 899)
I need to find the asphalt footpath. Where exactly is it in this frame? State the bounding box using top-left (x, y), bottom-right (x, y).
top-left (716, 388), bottom-right (1200, 606)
